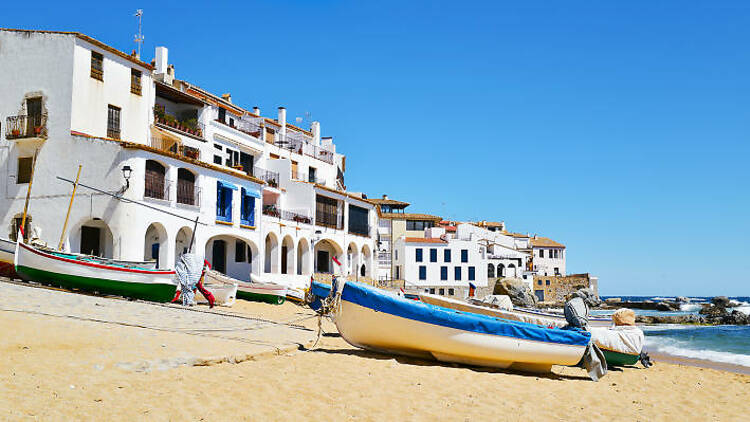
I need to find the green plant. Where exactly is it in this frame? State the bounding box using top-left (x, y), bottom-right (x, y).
top-left (182, 118), bottom-right (198, 130)
top-left (163, 114), bottom-right (177, 125)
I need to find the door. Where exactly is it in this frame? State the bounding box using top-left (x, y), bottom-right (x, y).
top-left (281, 246), bottom-right (288, 274)
top-left (240, 152), bottom-right (254, 176)
top-left (317, 250), bottom-right (329, 273)
top-left (80, 226), bottom-right (101, 257)
top-left (212, 240), bottom-right (226, 274)
top-left (151, 243), bottom-right (160, 268)
top-left (291, 160), bottom-right (298, 179)
top-left (26, 97), bottom-right (42, 134)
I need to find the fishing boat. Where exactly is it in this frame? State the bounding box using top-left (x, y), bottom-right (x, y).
top-left (196, 270), bottom-right (238, 307)
top-left (419, 293), bottom-right (612, 328)
top-left (0, 237), bottom-right (16, 277)
top-left (232, 274), bottom-right (287, 305)
top-left (332, 282), bottom-right (591, 372)
top-left (14, 240), bottom-right (178, 302)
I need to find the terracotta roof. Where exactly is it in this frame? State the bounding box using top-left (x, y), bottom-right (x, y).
top-left (0, 28), bottom-right (154, 70)
top-left (380, 212), bottom-right (442, 221)
top-left (314, 183), bottom-right (376, 207)
top-left (474, 221), bottom-right (505, 228)
top-left (369, 198), bottom-right (410, 207)
top-left (530, 236), bottom-right (566, 248)
top-left (405, 237), bottom-right (447, 244)
top-left (502, 231), bottom-right (530, 239)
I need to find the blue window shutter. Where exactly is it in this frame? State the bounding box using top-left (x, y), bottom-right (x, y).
top-left (225, 189), bottom-right (233, 220)
top-left (216, 181), bottom-right (223, 218)
top-left (249, 197), bottom-right (255, 226)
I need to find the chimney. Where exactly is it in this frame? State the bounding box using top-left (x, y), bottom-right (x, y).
top-left (311, 121), bottom-right (321, 145)
top-left (155, 46), bottom-right (168, 75)
top-left (382, 194), bottom-right (388, 199)
top-left (221, 93), bottom-right (232, 103)
top-left (252, 106), bottom-right (260, 116)
top-left (278, 107), bottom-right (287, 139)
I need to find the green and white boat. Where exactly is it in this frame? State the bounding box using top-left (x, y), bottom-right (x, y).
top-left (14, 239), bottom-right (178, 302)
top-left (234, 274), bottom-right (288, 305)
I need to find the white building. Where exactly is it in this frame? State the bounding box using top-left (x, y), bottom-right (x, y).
top-left (529, 236), bottom-right (566, 276)
top-left (393, 227), bottom-right (487, 297)
top-left (0, 29), bottom-right (377, 293)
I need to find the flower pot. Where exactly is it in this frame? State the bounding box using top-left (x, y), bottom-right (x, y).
top-left (34, 126), bottom-right (42, 135)
top-left (11, 130), bottom-right (20, 137)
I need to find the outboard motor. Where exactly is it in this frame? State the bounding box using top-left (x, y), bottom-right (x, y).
top-left (564, 296), bottom-right (590, 330)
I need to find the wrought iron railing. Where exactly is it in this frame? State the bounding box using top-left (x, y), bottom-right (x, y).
top-left (177, 183), bottom-right (200, 207)
top-left (154, 112), bottom-right (204, 139)
top-left (5, 114), bottom-right (48, 140)
top-left (148, 137), bottom-right (201, 160)
top-left (262, 204), bottom-right (280, 218)
top-left (315, 210), bottom-right (344, 230)
top-left (274, 134), bottom-right (335, 165)
top-left (145, 175), bottom-right (170, 201)
top-left (281, 209), bottom-right (312, 224)
top-left (253, 167), bottom-right (279, 187)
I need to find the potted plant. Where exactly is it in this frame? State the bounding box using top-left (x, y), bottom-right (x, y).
top-left (232, 164), bottom-right (244, 171)
top-left (34, 126), bottom-right (42, 135)
top-left (11, 129), bottom-right (20, 137)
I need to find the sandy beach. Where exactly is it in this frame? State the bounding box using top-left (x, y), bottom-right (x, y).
top-left (1, 280), bottom-right (748, 421)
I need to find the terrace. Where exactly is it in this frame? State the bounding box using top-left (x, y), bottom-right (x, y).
top-left (5, 113), bottom-right (48, 141)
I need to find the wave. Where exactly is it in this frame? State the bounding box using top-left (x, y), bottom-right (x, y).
top-left (679, 303), bottom-right (702, 312)
top-left (645, 332), bottom-right (750, 367)
top-left (731, 305), bottom-right (750, 316)
top-left (652, 297), bottom-right (675, 301)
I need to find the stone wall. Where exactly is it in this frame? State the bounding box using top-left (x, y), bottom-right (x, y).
top-left (532, 273), bottom-right (591, 304)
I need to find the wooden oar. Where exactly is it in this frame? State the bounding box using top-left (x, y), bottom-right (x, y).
top-left (58, 165), bottom-right (82, 251)
top-left (19, 149), bottom-right (39, 240)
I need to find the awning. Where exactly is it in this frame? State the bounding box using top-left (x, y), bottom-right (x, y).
top-left (150, 126), bottom-right (182, 151)
top-left (242, 185), bottom-right (261, 198)
top-left (218, 180), bottom-right (238, 191)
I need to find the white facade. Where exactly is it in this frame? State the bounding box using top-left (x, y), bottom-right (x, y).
top-left (0, 29), bottom-right (376, 293)
top-left (531, 245), bottom-right (566, 276)
top-left (393, 227), bottom-right (488, 295)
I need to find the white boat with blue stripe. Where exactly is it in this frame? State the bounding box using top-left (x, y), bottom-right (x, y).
top-left (332, 282), bottom-right (591, 373)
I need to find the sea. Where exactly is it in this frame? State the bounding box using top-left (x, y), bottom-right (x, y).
top-left (596, 296), bottom-right (750, 370)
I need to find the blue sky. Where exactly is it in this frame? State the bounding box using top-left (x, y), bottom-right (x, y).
top-left (4, 1), bottom-right (749, 295)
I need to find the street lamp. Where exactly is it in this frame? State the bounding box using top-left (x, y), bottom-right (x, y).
top-left (121, 165), bottom-right (132, 190)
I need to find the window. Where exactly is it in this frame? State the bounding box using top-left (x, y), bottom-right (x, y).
top-left (439, 288), bottom-right (445, 296)
top-left (538, 280), bottom-right (543, 285)
top-left (309, 167), bottom-right (317, 183)
top-left (406, 220), bottom-right (435, 231)
top-left (539, 249), bottom-right (544, 258)
top-left (429, 288), bottom-right (435, 294)
top-left (454, 267), bottom-right (461, 280)
top-left (246, 245), bottom-right (253, 266)
top-left (460, 249), bottom-right (468, 263)
top-left (440, 266), bottom-right (448, 281)
top-left (176, 169), bottom-right (196, 206)
top-left (218, 108), bottom-right (226, 123)
top-left (415, 248), bottom-right (423, 262)
top-left (448, 288), bottom-right (454, 296)
top-left (235, 240), bottom-right (246, 262)
top-left (315, 194), bottom-right (341, 229)
top-left (395, 250), bottom-right (398, 260)
top-left (430, 248), bottom-right (437, 262)
top-left (468, 266), bottom-right (475, 281)
top-left (90, 51), bottom-right (103, 80)
top-left (444, 249), bottom-right (451, 262)
top-left (216, 181), bottom-right (234, 222)
top-left (554, 267), bottom-right (559, 275)
top-left (213, 155), bottom-right (222, 165)
top-left (554, 250), bottom-right (559, 259)
top-left (107, 105), bottom-right (121, 139)
top-left (240, 188), bottom-right (256, 226)
top-left (130, 69), bottom-right (142, 95)
top-left (546, 280), bottom-right (550, 286)
top-left (144, 160), bottom-right (166, 200)
top-left (16, 157), bottom-right (33, 184)
top-left (418, 266), bottom-right (426, 280)
top-left (348, 205), bottom-right (369, 236)
top-left (395, 266), bottom-right (400, 279)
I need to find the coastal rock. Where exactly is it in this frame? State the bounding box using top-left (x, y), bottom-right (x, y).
top-left (676, 296), bottom-right (690, 303)
top-left (711, 296), bottom-right (731, 307)
top-left (605, 298), bottom-right (621, 304)
top-left (656, 301), bottom-right (680, 312)
top-left (724, 311), bottom-right (749, 325)
top-left (636, 314), bottom-right (704, 324)
top-left (492, 278), bottom-right (537, 308)
top-left (569, 288), bottom-right (601, 308)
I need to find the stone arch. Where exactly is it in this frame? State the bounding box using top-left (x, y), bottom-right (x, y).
top-left (297, 238), bottom-right (311, 275)
top-left (281, 234), bottom-right (295, 275)
top-left (314, 238), bottom-right (343, 274)
top-left (264, 232), bottom-right (280, 273)
top-left (488, 263), bottom-right (495, 278)
top-left (205, 234), bottom-right (259, 280)
top-left (360, 244), bottom-right (372, 277)
top-left (507, 263), bottom-right (517, 278)
top-left (174, 226), bottom-right (193, 265)
top-left (8, 212), bottom-right (33, 241)
top-left (497, 263), bottom-right (505, 278)
top-left (144, 222), bottom-right (169, 268)
top-left (347, 241), bottom-right (359, 276)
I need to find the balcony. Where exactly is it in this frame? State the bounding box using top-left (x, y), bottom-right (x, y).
top-left (262, 205), bottom-right (312, 224)
top-left (5, 114), bottom-right (48, 141)
top-left (253, 167), bottom-right (279, 188)
top-left (348, 222), bottom-right (371, 237)
top-left (315, 210), bottom-right (344, 230)
top-left (149, 136), bottom-right (201, 160)
top-left (177, 184), bottom-right (201, 207)
top-left (216, 116), bottom-right (263, 140)
top-left (145, 175), bottom-right (171, 201)
top-left (292, 171), bottom-right (326, 186)
top-left (275, 133), bottom-right (335, 165)
top-left (154, 109), bottom-right (204, 139)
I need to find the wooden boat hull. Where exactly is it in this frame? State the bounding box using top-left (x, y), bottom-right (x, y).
top-left (197, 271), bottom-right (238, 307)
top-left (234, 275), bottom-right (287, 305)
top-left (335, 282), bottom-right (590, 372)
top-left (419, 293), bottom-right (612, 328)
top-left (0, 238), bottom-right (15, 277)
top-left (14, 241), bottom-right (177, 302)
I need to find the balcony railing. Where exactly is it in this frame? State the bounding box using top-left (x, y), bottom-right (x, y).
top-left (253, 167), bottom-right (279, 188)
top-left (5, 114), bottom-right (48, 140)
top-left (149, 137), bottom-right (201, 160)
top-left (177, 183), bottom-right (200, 207)
top-left (145, 175), bottom-right (171, 201)
top-left (275, 134), bottom-right (335, 165)
top-left (315, 210), bottom-right (344, 230)
top-left (262, 205), bottom-right (312, 224)
top-left (154, 111), bottom-right (204, 139)
top-left (292, 172), bottom-right (326, 186)
top-left (216, 117), bottom-right (263, 139)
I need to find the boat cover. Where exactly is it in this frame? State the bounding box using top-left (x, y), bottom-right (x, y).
top-left (175, 253), bottom-right (204, 305)
top-left (590, 326), bottom-right (644, 356)
top-left (342, 282), bottom-right (590, 347)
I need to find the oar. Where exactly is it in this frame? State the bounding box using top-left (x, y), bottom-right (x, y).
top-left (58, 165), bottom-right (82, 251)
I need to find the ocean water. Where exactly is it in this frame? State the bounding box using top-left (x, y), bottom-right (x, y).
top-left (597, 296), bottom-right (750, 368)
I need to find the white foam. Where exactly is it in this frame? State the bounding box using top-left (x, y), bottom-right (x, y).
top-left (646, 337), bottom-right (750, 367)
top-left (679, 303), bottom-right (702, 312)
top-left (731, 305), bottom-right (750, 316)
top-left (652, 297), bottom-right (675, 301)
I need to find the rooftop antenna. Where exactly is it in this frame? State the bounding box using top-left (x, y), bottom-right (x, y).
top-left (134, 9), bottom-right (144, 59)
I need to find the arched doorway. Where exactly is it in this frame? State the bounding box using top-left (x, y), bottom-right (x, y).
top-left (205, 235), bottom-right (258, 280)
top-left (174, 226), bottom-right (193, 265)
top-left (497, 263), bottom-right (505, 278)
top-left (264, 232), bottom-right (280, 273)
top-left (488, 263), bottom-right (495, 278)
top-left (297, 238), bottom-right (311, 275)
top-left (360, 244), bottom-right (372, 277)
top-left (70, 218), bottom-right (114, 258)
top-left (314, 239), bottom-right (343, 274)
top-left (347, 242), bottom-right (359, 276)
top-left (507, 263), bottom-right (516, 277)
top-left (144, 222), bottom-right (169, 268)
top-left (145, 160), bottom-right (167, 200)
top-left (281, 235), bottom-right (295, 275)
